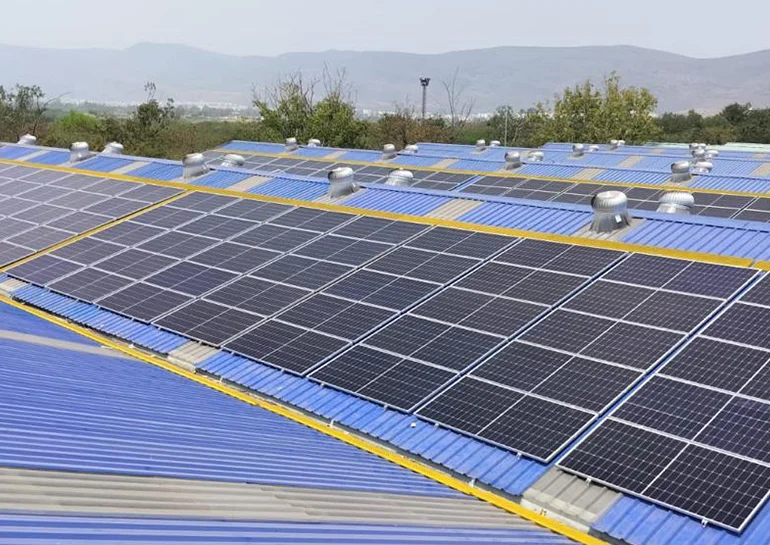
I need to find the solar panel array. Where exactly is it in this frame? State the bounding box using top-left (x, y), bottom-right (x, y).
top-left (203, 151), bottom-right (474, 191)
top-left (463, 176), bottom-right (765, 220)
top-left (559, 256), bottom-right (763, 531)
top-left (0, 163), bottom-right (181, 267)
top-left (7, 167), bottom-right (770, 532)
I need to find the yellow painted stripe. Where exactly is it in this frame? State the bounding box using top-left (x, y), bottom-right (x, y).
top-left (214, 148), bottom-right (770, 200)
top-left (0, 158), bottom-right (757, 270)
top-left (754, 260), bottom-right (770, 271)
top-left (0, 294), bottom-right (607, 545)
top-left (0, 191), bottom-right (192, 273)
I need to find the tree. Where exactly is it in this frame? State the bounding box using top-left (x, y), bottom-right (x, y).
top-left (441, 69), bottom-right (475, 141)
top-left (253, 67), bottom-right (367, 147)
top-left (43, 111), bottom-right (105, 149)
top-left (488, 105), bottom-right (550, 147)
top-left (721, 102), bottom-right (751, 126)
top-left (123, 81), bottom-right (177, 156)
top-left (371, 104), bottom-right (451, 148)
top-left (535, 73), bottom-right (660, 144)
top-left (0, 84), bottom-right (52, 140)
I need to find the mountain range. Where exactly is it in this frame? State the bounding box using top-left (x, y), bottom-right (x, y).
top-left (1, 42), bottom-right (769, 114)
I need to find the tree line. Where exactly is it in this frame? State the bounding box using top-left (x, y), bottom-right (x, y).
top-left (2, 73), bottom-right (770, 160)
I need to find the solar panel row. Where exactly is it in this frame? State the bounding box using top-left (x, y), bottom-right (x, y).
top-left (0, 163), bottom-right (181, 267)
top-left (202, 150), bottom-right (770, 221)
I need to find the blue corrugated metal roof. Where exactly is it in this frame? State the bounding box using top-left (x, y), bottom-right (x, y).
top-left (248, 177), bottom-right (328, 200)
top-left (28, 150), bottom-right (69, 165)
top-left (0, 302), bottom-right (97, 345)
top-left (622, 214), bottom-right (770, 260)
top-left (0, 315), bottom-right (461, 498)
top-left (458, 201), bottom-right (591, 234)
top-left (76, 155), bottom-right (136, 173)
top-left (389, 155), bottom-right (443, 167)
top-left (339, 150), bottom-right (383, 161)
top-left (341, 187), bottom-right (450, 215)
top-left (191, 170), bottom-right (252, 189)
top-left (595, 495), bottom-right (770, 545)
top-left (199, 351), bottom-right (548, 496)
top-left (449, 159), bottom-right (502, 172)
top-left (690, 175), bottom-right (770, 194)
top-left (0, 145), bottom-right (38, 159)
top-left (292, 146), bottom-right (338, 158)
top-left (127, 163), bottom-right (183, 181)
top-left (11, 284), bottom-right (187, 354)
top-left (0, 514), bottom-right (573, 544)
top-left (220, 140), bottom-right (286, 153)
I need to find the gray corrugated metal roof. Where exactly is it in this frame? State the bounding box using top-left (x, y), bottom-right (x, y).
top-left (0, 467), bottom-right (521, 527)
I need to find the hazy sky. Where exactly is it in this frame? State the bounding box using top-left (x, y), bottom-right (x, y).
top-left (4, 0), bottom-right (768, 58)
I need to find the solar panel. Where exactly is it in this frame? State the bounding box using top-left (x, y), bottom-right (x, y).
top-left (559, 266), bottom-right (770, 531)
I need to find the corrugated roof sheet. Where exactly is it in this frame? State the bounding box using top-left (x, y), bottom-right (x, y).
top-left (220, 140), bottom-right (285, 153)
top-left (0, 145), bottom-right (36, 159)
top-left (0, 326), bottom-right (460, 497)
top-left (29, 150), bottom-right (69, 165)
top-left (458, 201), bottom-right (592, 234)
top-left (0, 513), bottom-right (574, 544)
top-left (341, 187), bottom-right (450, 215)
top-left (190, 169), bottom-right (252, 188)
top-left (248, 176), bottom-right (329, 200)
top-left (127, 162), bottom-right (183, 181)
top-left (76, 155), bottom-right (136, 173)
top-left (198, 351), bottom-right (548, 497)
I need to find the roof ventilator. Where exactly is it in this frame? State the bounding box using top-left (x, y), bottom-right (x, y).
top-left (307, 138), bottom-right (321, 147)
top-left (17, 134), bottom-right (36, 145)
top-left (220, 154), bottom-right (245, 168)
top-left (285, 137), bottom-right (299, 152)
top-left (692, 161), bottom-right (713, 174)
top-left (327, 166), bottom-right (359, 198)
top-left (403, 144), bottom-right (419, 154)
top-left (183, 153), bottom-right (209, 179)
top-left (705, 150), bottom-right (720, 160)
top-left (572, 143), bottom-right (586, 157)
top-left (385, 169), bottom-right (414, 187)
top-left (102, 142), bottom-right (124, 155)
top-left (657, 191), bottom-right (694, 214)
top-left (527, 150), bottom-right (544, 162)
top-left (692, 148), bottom-right (707, 162)
top-left (474, 139), bottom-right (487, 152)
top-left (504, 151), bottom-right (522, 169)
top-left (670, 160), bottom-right (692, 183)
top-left (590, 190), bottom-right (631, 233)
top-left (608, 139), bottom-right (619, 150)
top-left (617, 139), bottom-right (626, 147)
top-left (489, 140), bottom-right (501, 147)
top-left (70, 142), bottom-right (93, 163)
top-left (588, 144), bottom-right (600, 152)
top-left (381, 143), bottom-right (398, 160)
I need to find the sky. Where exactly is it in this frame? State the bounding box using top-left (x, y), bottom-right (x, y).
top-left (4, 0), bottom-right (769, 59)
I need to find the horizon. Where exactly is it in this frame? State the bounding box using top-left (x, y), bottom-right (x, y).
top-left (5, 0), bottom-right (770, 59)
top-left (2, 40), bottom-right (770, 61)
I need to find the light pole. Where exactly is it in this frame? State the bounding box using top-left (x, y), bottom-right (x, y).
top-left (420, 77), bottom-right (430, 120)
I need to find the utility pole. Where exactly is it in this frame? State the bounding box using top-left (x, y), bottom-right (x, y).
top-left (420, 77), bottom-right (430, 120)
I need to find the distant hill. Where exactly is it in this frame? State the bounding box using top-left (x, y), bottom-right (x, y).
top-left (1, 42), bottom-right (768, 114)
